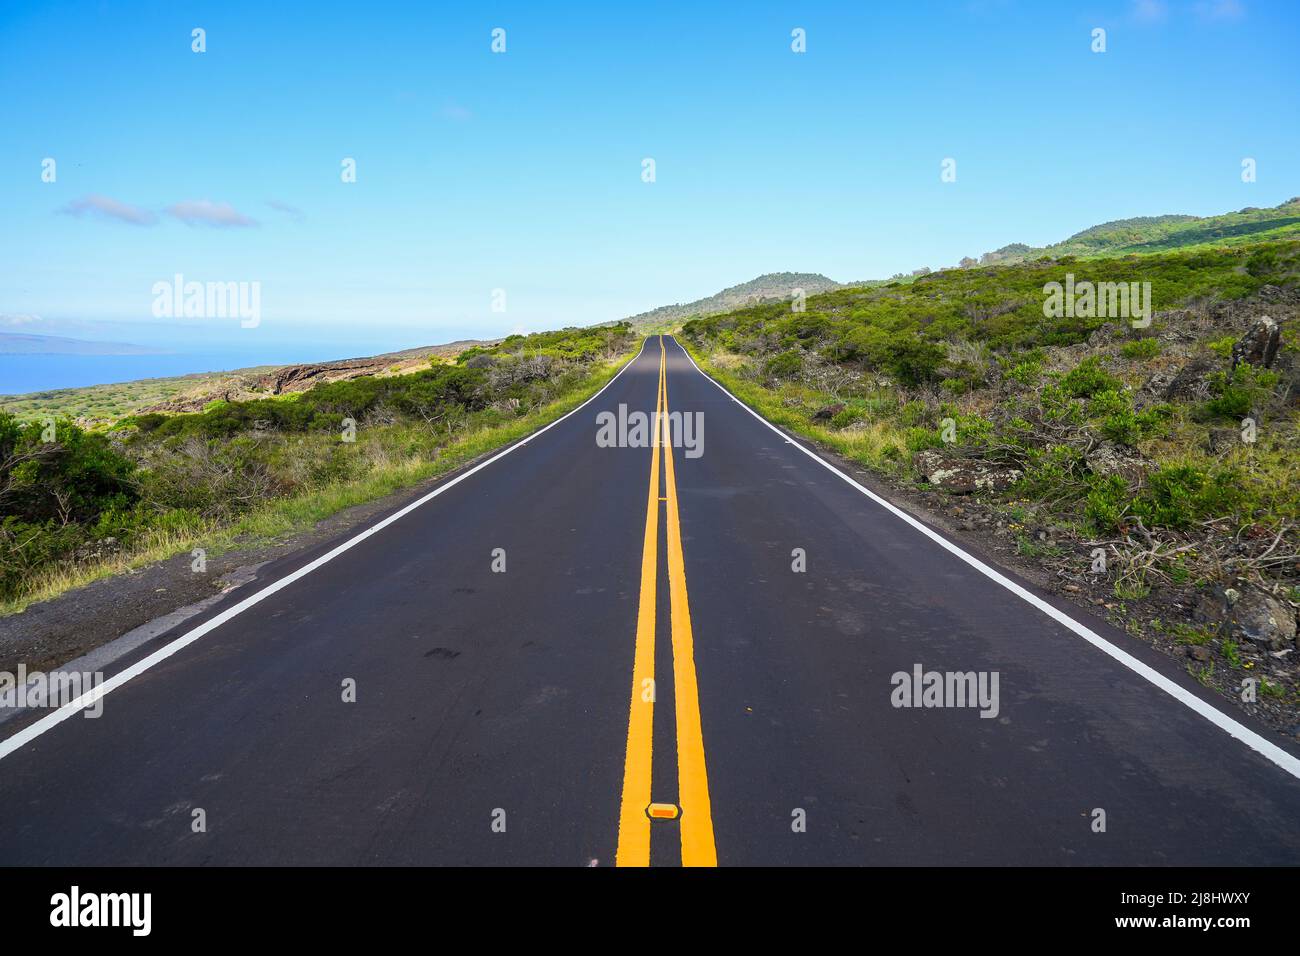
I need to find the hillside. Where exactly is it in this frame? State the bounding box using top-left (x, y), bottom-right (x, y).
top-left (980, 197), bottom-right (1300, 265)
top-left (621, 272), bottom-right (842, 330)
top-left (681, 238), bottom-right (1300, 723)
top-left (630, 200), bottom-right (1300, 333)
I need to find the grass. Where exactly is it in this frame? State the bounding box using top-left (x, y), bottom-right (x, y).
top-left (1113, 578), bottom-right (1152, 601)
top-left (1015, 534), bottom-right (1064, 559)
top-left (1158, 621), bottom-right (1216, 646)
top-left (0, 348), bottom-right (637, 616)
top-left (680, 342), bottom-right (914, 476)
top-left (1221, 636), bottom-right (1243, 669)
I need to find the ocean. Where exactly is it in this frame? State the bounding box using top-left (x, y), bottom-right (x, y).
top-left (0, 347), bottom-right (397, 396)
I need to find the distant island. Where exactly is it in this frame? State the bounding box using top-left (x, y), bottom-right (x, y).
top-left (0, 332), bottom-right (166, 356)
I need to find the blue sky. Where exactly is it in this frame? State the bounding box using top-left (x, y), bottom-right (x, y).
top-left (1, 0), bottom-right (1297, 354)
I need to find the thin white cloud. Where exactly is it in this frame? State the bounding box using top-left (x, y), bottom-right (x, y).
top-left (167, 199), bottom-right (258, 228)
top-left (0, 313), bottom-right (43, 327)
top-left (61, 194), bottom-right (157, 226)
top-left (267, 199), bottom-right (306, 222)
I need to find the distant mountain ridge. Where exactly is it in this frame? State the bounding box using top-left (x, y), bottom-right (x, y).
top-left (621, 272), bottom-right (842, 330)
top-left (617, 200), bottom-right (1300, 330)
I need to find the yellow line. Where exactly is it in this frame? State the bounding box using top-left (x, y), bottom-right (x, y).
top-left (614, 340), bottom-right (665, 866)
top-left (661, 340), bottom-right (718, 866)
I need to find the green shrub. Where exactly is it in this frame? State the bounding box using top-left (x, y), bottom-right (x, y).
top-left (827, 409), bottom-right (855, 429)
top-left (886, 338), bottom-right (947, 385)
top-left (940, 377), bottom-right (969, 395)
top-left (1018, 445), bottom-right (1089, 502)
top-left (1100, 406), bottom-right (1142, 445)
top-left (1201, 365), bottom-right (1278, 420)
top-left (1083, 388), bottom-right (1166, 445)
top-left (1246, 247), bottom-right (1280, 277)
top-left (764, 351), bottom-right (803, 380)
top-left (941, 410), bottom-right (994, 447)
top-left (1060, 357), bottom-right (1121, 398)
top-left (1206, 336), bottom-right (1235, 360)
top-left (1005, 360), bottom-right (1042, 386)
top-left (1133, 464), bottom-right (1248, 529)
top-left (1120, 338), bottom-right (1161, 360)
top-left (0, 412), bottom-right (142, 597)
top-left (1039, 383), bottom-right (1085, 424)
top-left (1083, 463), bottom-right (1250, 533)
top-left (1084, 474), bottom-right (1130, 531)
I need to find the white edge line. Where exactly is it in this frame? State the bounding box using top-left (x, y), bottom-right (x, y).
top-left (672, 337), bottom-right (1300, 782)
top-left (0, 339), bottom-right (651, 763)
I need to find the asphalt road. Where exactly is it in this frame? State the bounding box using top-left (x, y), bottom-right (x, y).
top-left (1, 336), bottom-right (1298, 866)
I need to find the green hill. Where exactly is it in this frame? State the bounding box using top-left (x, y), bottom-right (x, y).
top-left (981, 197), bottom-right (1300, 265)
top-left (621, 272), bottom-right (842, 330)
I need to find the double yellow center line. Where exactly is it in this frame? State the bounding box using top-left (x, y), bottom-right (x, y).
top-left (615, 337), bottom-right (717, 867)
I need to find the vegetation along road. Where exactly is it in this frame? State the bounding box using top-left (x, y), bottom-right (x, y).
top-left (0, 336), bottom-right (1296, 865)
